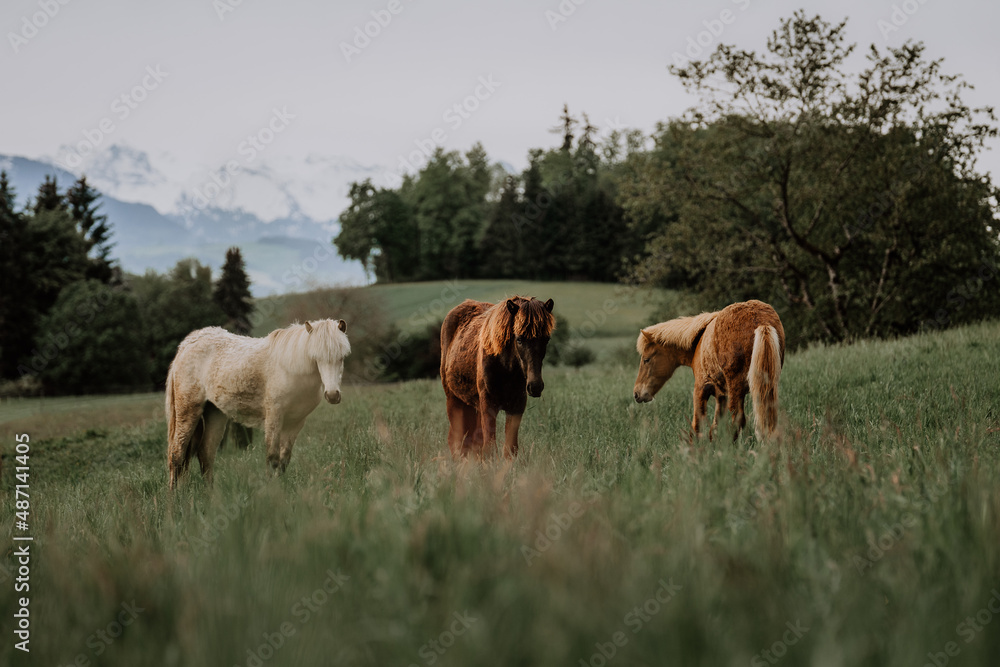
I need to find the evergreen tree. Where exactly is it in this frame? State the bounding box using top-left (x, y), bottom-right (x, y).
top-left (67, 176), bottom-right (115, 283)
top-left (33, 175), bottom-right (66, 213)
top-left (0, 172), bottom-right (32, 378)
top-left (213, 247), bottom-right (254, 334)
top-left (478, 175), bottom-right (524, 278)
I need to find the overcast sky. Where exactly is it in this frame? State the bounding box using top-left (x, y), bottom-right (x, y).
top-left (3, 0), bottom-right (998, 184)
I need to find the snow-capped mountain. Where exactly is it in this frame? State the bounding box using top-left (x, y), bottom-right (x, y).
top-left (1, 146), bottom-right (381, 295)
top-left (52, 143), bottom-right (383, 226)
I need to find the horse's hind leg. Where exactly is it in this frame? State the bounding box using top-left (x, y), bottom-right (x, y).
top-left (197, 404), bottom-right (229, 485)
top-left (168, 402), bottom-right (204, 490)
top-left (727, 379), bottom-right (749, 441)
top-left (710, 394), bottom-right (727, 442)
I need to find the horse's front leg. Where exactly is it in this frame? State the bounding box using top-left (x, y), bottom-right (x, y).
top-left (503, 413), bottom-right (523, 459)
top-left (273, 419), bottom-right (306, 473)
top-left (691, 382), bottom-right (711, 438)
top-left (478, 397), bottom-right (498, 459)
top-left (264, 418), bottom-right (283, 472)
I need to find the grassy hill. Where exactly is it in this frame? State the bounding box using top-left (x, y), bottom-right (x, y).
top-left (253, 280), bottom-right (688, 363)
top-left (2, 319), bottom-right (999, 665)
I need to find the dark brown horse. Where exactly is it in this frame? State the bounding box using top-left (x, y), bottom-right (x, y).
top-left (633, 300), bottom-right (785, 441)
top-left (440, 296), bottom-right (555, 459)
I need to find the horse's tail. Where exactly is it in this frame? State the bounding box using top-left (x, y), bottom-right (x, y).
top-left (748, 324), bottom-right (782, 440)
top-left (165, 363), bottom-right (176, 445)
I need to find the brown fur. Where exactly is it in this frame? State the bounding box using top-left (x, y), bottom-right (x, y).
top-left (440, 296), bottom-right (555, 459)
top-left (634, 300), bottom-right (785, 441)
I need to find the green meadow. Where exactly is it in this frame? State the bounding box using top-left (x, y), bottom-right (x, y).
top-left (1, 285), bottom-right (999, 666)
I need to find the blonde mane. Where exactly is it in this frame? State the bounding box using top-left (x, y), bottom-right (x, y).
top-left (268, 320), bottom-right (351, 373)
top-left (639, 311), bottom-right (719, 354)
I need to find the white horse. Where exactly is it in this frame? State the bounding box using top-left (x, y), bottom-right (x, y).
top-left (166, 319), bottom-right (350, 489)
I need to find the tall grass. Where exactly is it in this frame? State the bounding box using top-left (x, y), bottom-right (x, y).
top-left (2, 321), bottom-right (999, 666)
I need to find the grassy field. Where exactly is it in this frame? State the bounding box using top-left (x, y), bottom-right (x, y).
top-left (253, 280), bottom-right (687, 364)
top-left (2, 317), bottom-right (1000, 666)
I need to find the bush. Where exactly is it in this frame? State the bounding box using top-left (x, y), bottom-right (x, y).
top-left (562, 345), bottom-right (596, 367)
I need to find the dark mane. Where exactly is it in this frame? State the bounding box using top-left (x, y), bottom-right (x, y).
top-left (481, 296), bottom-right (555, 356)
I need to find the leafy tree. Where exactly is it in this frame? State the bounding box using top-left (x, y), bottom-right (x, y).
top-left (335, 179), bottom-right (419, 282)
top-left (623, 12), bottom-right (1000, 345)
top-left (33, 280), bottom-right (150, 394)
top-left (213, 247), bottom-right (254, 334)
top-left (131, 259), bottom-right (225, 387)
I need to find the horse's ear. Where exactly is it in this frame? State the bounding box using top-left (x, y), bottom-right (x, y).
top-left (506, 299), bottom-right (519, 315)
top-left (544, 298), bottom-right (554, 312)
top-left (304, 321), bottom-right (313, 334)
top-left (338, 319), bottom-right (347, 333)
top-left (641, 329), bottom-right (655, 344)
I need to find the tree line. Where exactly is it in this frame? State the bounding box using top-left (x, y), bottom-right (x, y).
top-left (335, 13), bottom-right (1000, 348)
top-left (0, 174), bottom-right (254, 395)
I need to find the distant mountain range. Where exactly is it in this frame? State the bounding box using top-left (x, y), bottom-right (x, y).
top-left (0, 145), bottom-right (383, 294)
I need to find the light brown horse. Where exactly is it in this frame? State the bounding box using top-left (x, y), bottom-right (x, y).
top-left (633, 300), bottom-right (784, 440)
top-left (440, 296), bottom-right (555, 459)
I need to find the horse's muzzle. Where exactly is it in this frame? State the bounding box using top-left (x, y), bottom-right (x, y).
top-left (527, 380), bottom-right (544, 398)
top-left (634, 390), bottom-right (653, 403)
top-left (325, 389), bottom-right (342, 404)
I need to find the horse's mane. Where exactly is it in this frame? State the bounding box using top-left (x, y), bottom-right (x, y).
top-left (267, 320), bottom-right (351, 372)
top-left (639, 310), bottom-right (718, 354)
top-left (482, 296), bottom-right (555, 356)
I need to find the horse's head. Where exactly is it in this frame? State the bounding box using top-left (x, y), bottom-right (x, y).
top-left (506, 297), bottom-right (555, 398)
top-left (633, 329), bottom-right (679, 403)
top-left (304, 319), bottom-right (351, 404)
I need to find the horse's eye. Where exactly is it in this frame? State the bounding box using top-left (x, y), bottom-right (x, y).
top-left (516, 337), bottom-right (525, 345)
top-left (643, 357), bottom-right (651, 364)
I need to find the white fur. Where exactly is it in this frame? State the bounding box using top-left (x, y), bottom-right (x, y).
top-left (166, 319), bottom-right (350, 487)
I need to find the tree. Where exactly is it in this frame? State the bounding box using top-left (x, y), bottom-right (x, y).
top-left (623, 12), bottom-right (1000, 345)
top-left (213, 247), bottom-right (254, 334)
top-left (66, 176), bottom-right (115, 284)
top-left (335, 179), bottom-right (419, 282)
top-left (131, 259), bottom-right (225, 387)
top-left (0, 172), bottom-right (32, 378)
top-left (478, 175), bottom-right (524, 278)
top-left (32, 280), bottom-right (150, 394)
